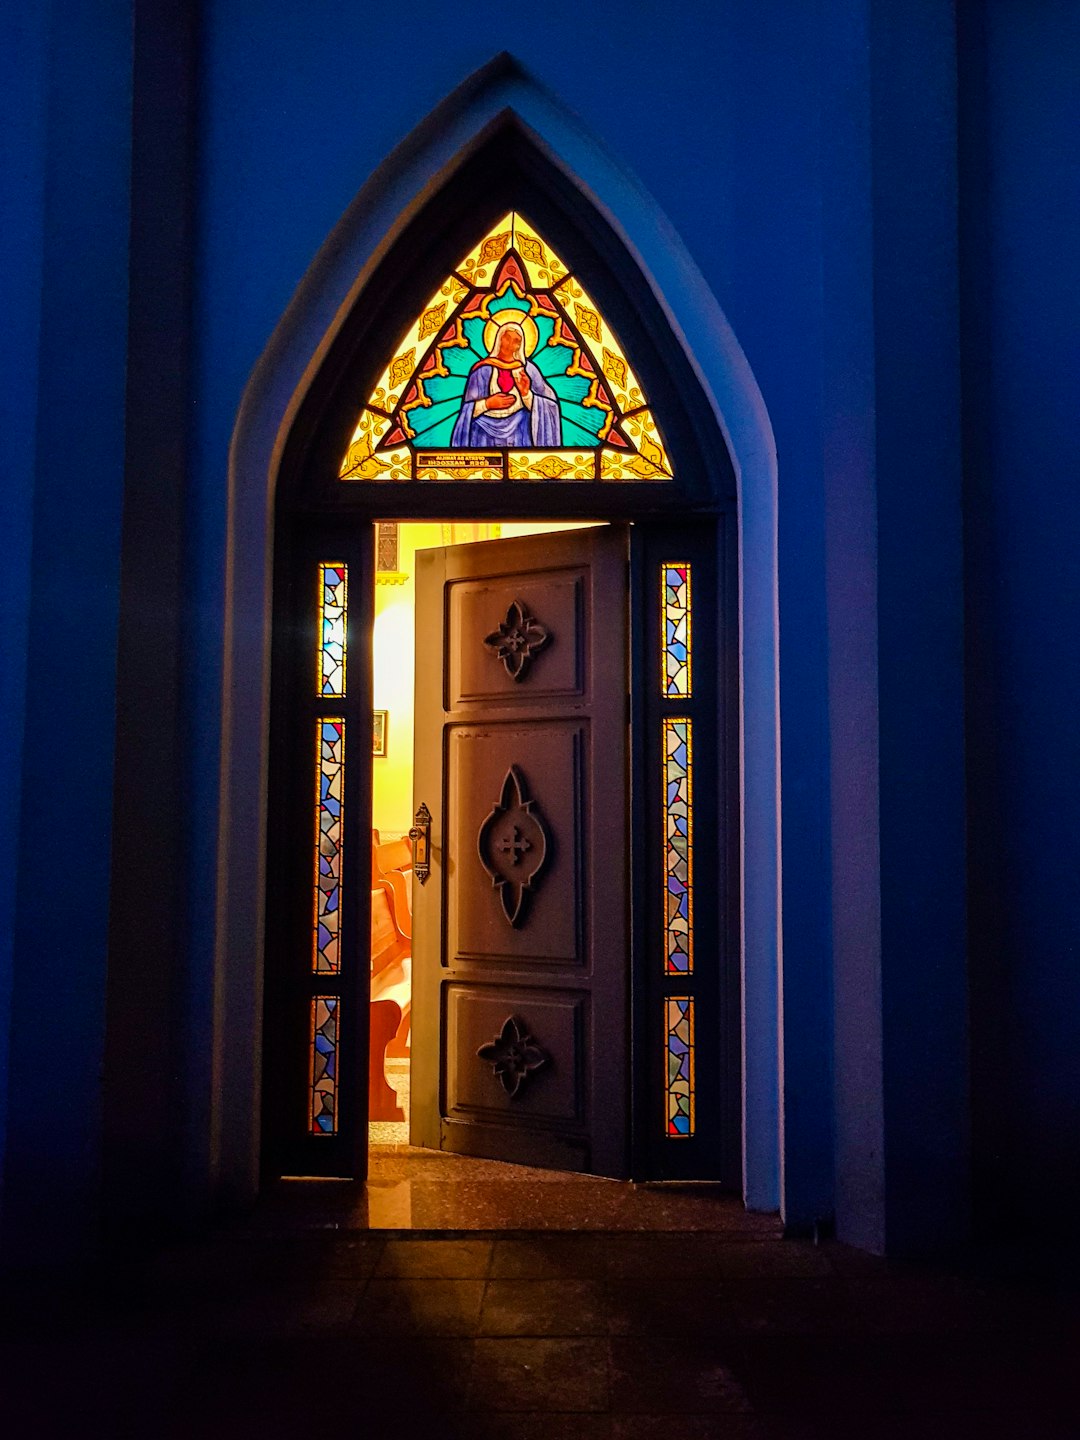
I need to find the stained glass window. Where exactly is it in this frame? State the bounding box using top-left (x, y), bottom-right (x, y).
top-left (314, 718), bottom-right (344, 974)
top-left (339, 212), bottom-right (672, 483)
top-left (665, 996), bottom-right (695, 1137)
top-left (664, 718), bottom-right (693, 975)
top-left (318, 564), bottom-right (347, 696)
top-left (310, 995), bottom-right (339, 1135)
top-left (662, 564), bottom-right (691, 696)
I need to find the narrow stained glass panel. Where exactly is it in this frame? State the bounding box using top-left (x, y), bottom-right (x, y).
top-left (664, 717), bottom-right (693, 975)
top-left (318, 563), bottom-right (347, 697)
top-left (662, 564), bottom-right (691, 697)
top-left (665, 996), bottom-right (695, 1137)
top-left (310, 996), bottom-right (339, 1135)
top-left (314, 718), bottom-right (344, 974)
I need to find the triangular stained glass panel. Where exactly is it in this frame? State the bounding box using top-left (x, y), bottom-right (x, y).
top-left (339, 212), bottom-right (673, 483)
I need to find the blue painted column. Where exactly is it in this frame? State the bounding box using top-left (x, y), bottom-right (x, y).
top-left (0, 1), bottom-right (134, 1261)
top-left (824, 0), bottom-right (969, 1255)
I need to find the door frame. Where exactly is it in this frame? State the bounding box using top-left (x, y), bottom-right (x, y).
top-left (263, 498), bottom-right (740, 1186)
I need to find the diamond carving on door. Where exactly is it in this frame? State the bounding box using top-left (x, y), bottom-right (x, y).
top-left (477, 765), bottom-right (549, 926)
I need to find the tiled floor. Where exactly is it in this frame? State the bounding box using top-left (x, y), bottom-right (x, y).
top-left (2, 1163), bottom-right (1079, 1438)
top-left (275, 1145), bottom-right (786, 1232)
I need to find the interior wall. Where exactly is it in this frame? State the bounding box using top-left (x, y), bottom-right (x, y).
top-left (372, 521), bottom-right (599, 839)
top-left (372, 523), bottom-right (442, 839)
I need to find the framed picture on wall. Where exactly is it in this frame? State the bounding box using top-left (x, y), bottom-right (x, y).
top-left (373, 710), bottom-right (388, 757)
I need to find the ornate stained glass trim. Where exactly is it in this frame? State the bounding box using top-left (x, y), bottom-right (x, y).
top-left (317, 563), bottom-right (347, 696)
top-left (664, 718), bottom-right (693, 975)
top-left (339, 212), bottom-right (673, 483)
top-left (310, 995), bottom-right (339, 1135)
top-left (662, 564), bottom-right (691, 697)
top-left (665, 996), bottom-right (695, 1137)
top-left (314, 719), bottom-right (344, 974)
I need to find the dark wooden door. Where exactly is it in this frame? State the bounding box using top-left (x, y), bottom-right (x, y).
top-left (410, 526), bottom-right (629, 1175)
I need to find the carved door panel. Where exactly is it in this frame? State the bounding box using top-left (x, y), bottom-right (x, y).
top-left (410, 526), bottom-right (629, 1175)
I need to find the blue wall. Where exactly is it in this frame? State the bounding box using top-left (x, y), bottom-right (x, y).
top-left (2, 0), bottom-right (1075, 1259)
top-left (0, 1), bottom-right (133, 1260)
top-left (190, 0), bottom-right (841, 1230)
top-left (963, 0), bottom-right (1080, 1238)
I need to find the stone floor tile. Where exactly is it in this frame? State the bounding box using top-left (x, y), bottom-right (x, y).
top-left (610, 1336), bottom-right (754, 1414)
top-left (606, 1277), bottom-right (849, 1338)
top-left (374, 1237), bottom-right (493, 1278)
top-left (604, 1236), bottom-right (832, 1280)
top-left (607, 1276), bottom-right (728, 1335)
top-left (468, 1336), bottom-right (610, 1412)
top-left (198, 1281), bottom-right (361, 1336)
top-left (717, 1334), bottom-right (1080, 1419)
top-left (354, 1277), bottom-right (485, 1336)
top-left (467, 1415), bottom-right (614, 1440)
top-left (712, 1279), bottom-right (853, 1336)
top-left (842, 1271), bottom-right (1073, 1337)
top-left (491, 1234), bottom-right (614, 1279)
top-left (167, 1333), bottom-right (473, 1436)
top-left (613, 1416), bottom-right (773, 1438)
top-left (479, 1278), bottom-right (610, 1335)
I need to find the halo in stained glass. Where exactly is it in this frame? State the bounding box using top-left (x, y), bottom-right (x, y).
top-left (340, 213), bottom-right (673, 483)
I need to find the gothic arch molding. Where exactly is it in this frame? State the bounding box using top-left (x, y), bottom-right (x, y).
top-left (217, 54), bottom-right (780, 1211)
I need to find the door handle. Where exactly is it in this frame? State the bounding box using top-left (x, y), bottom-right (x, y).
top-left (409, 802), bottom-right (433, 885)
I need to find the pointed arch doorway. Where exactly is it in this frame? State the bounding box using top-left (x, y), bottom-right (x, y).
top-left (262, 167), bottom-right (740, 1190)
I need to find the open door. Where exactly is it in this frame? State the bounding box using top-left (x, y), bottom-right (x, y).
top-left (410, 525), bottom-right (629, 1175)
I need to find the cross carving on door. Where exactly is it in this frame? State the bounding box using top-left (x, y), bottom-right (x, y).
top-left (498, 825), bottom-right (532, 865)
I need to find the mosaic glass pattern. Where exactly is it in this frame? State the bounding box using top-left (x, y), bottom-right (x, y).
top-left (314, 719), bottom-right (344, 974)
top-left (310, 995), bottom-right (339, 1135)
top-left (662, 564), bottom-right (691, 697)
top-left (664, 718), bottom-right (693, 975)
top-left (317, 563), bottom-right (347, 697)
top-left (339, 212), bottom-right (673, 482)
top-left (665, 996), bottom-right (695, 1137)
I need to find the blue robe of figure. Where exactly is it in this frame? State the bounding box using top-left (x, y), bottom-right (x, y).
top-left (450, 360), bottom-right (561, 448)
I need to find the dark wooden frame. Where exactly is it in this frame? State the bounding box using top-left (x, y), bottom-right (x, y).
top-left (263, 121), bottom-right (740, 1185)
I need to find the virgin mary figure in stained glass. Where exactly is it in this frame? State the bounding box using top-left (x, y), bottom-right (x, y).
top-left (450, 315), bottom-right (561, 448)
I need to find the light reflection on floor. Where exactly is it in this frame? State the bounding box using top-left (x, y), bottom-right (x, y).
top-left (270, 1147), bottom-right (777, 1234)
